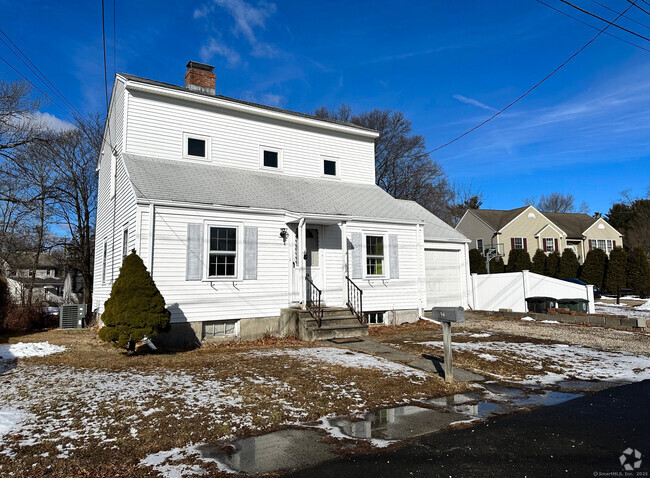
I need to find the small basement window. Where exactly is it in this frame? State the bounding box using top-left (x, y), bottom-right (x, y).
top-left (263, 150), bottom-right (279, 168)
top-left (366, 312), bottom-right (385, 324)
top-left (323, 159), bottom-right (337, 176)
top-left (203, 320), bottom-right (238, 337)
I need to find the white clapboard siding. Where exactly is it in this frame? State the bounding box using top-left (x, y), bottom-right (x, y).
top-left (144, 206), bottom-right (290, 323)
top-left (345, 222), bottom-right (422, 312)
top-left (125, 90), bottom-right (376, 184)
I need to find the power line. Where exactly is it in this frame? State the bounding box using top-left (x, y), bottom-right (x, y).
top-left (558, 0), bottom-right (650, 42)
top-left (112, 0), bottom-right (116, 76)
top-left (537, 0), bottom-right (650, 53)
top-left (624, 0), bottom-right (650, 16)
top-left (589, 0), bottom-right (650, 31)
top-left (101, 0), bottom-right (110, 113)
top-left (0, 54), bottom-right (63, 110)
top-left (429, 1), bottom-right (637, 153)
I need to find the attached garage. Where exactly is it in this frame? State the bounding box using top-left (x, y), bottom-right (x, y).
top-left (424, 248), bottom-right (463, 308)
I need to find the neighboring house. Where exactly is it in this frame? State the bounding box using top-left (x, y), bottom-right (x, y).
top-left (1, 253), bottom-right (63, 305)
top-left (456, 205), bottom-right (623, 264)
top-left (92, 61), bottom-right (471, 346)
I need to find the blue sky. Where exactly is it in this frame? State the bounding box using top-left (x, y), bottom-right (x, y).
top-left (1, 0), bottom-right (649, 215)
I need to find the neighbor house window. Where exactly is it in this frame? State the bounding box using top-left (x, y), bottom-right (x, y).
top-left (545, 238), bottom-right (555, 252)
top-left (208, 227), bottom-right (237, 277)
top-left (514, 237), bottom-right (524, 250)
top-left (476, 239), bottom-right (483, 253)
top-left (183, 133), bottom-right (210, 160)
top-left (366, 312), bottom-right (384, 324)
top-left (102, 240), bottom-right (108, 283)
top-left (203, 320), bottom-right (237, 337)
top-left (590, 239), bottom-right (613, 253)
top-left (366, 235), bottom-right (385, 276)
top-left (323, 158), bottom-right (338, 176)
top-left (122, 227), bottom-right (129, 260)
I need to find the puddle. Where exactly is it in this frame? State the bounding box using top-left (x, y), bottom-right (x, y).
top-left (194, 384), bottom-right (583, 475)
top-left (198, 429), bottom-right (337, 476)
top-left (329, 405), bottom-right (466, 441)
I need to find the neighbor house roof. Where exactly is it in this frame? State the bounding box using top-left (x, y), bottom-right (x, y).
top-left (123, 154), bottom-right (449, 226)
top-left (4, 253), bottom-right (58, 270)
top-left (396, 200), bottom-right (470, 243)
top-left (468, 207), bottom-right (529, 231)
top-left (118, 73), bottom-right (377, 135)
top-left (543, 212), bottom-right (600, 238)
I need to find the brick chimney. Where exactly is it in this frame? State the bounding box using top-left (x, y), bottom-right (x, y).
top-left (184, 61), bottom-right (216, 95)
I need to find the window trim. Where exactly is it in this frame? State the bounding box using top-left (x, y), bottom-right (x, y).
top-left (101, 239), bottom-right (108, 284)
top-left (363, 232), bottom-right (388, 279)
top-left (122, 225), bottom-right (129, 261)
top-left (109, 153), bottom-right (117, 199)
top-left (203, 222), bottom-right (244, 281)
top-left (321, 156), bottom-right (340, 178)
top-left (366, 311), bottom-right (385, 325)
top-left (513, 237), bottom-right (524, 250)
top-left (203, 319), bottom-right (239, 338)
top-left (544, 237), bottom-right (555, 253)
top-left (182, 132), bottom-right (211, 161)
top-left (476, 239), bottom-right (484, 253)
top-left (259, 146), bottom-right (283, 171)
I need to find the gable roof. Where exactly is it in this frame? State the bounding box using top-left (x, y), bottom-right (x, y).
top-left (124, 154), bottom-right (439, 224)
top-left (118, 73), bottom-right (378, 136)
top-left (468, 206), bottom-right (529, 231)
top-left (397, 200), bottom-right (470, 243)
top-left (543, 212), bottom-right (601, 238)
top-left (4, 253), bottom-right (58, 270)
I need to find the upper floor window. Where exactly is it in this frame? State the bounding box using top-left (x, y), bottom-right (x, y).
top-left (322, 157), bottom-right (339, 177)
top-left (545, 237), bottom-right (555, 252)
top-left (476, 239), bottom-right (483, 253)
top-left (102, 240), bottom-right (108, 284)
top-left (514, 237), bottom-right (524, 250)
top-left (208, 227), bottom-right (237, 278)
top-left (260, 147), bottom-right (282, 170)
top-left (122, 226), bottom-right (129, 261)
top-left (183, 133), bottom-right (210, 160)
top-left (366, 235), bottom-right (385, 276)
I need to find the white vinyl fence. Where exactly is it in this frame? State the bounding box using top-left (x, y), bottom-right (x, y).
top-left (470, 270), bottom-right (595, 314)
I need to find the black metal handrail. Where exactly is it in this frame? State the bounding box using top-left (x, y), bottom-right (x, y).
top-left (305, 275), bottom-right (323, 327)
top-left (346, 276), bottom-right (365, 324)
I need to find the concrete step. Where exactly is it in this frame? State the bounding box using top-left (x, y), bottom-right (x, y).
top-left (305, 324), bottom-right (369, 341)
top-left (297, 307), bottom-right (356, 319)
top-left (300, 316), bottom-right (364, 329)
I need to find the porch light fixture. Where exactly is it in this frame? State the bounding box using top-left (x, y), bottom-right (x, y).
top-left (280, 228), bottom-right (288, 244)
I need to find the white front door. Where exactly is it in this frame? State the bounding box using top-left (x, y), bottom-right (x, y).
top-left (306, 227), bottom-right (322, 290)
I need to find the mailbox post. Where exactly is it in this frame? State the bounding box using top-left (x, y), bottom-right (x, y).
top-left (432, 307), bottom-right (465, 383)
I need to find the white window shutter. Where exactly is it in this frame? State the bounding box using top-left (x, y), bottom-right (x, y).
top-left (186, 224), bottom-right (203, 281)
top-left (243, 226), bottom-right (258, 280)
top-left (348, 232), bottom-right (362, 279)
top-left (389, 234), bottom-right (399, 279)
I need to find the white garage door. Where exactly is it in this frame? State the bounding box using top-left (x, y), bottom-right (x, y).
top-left (425, 249), bottom-right (462, 308)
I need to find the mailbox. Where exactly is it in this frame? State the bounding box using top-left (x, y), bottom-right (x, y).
top-left (432, 306), bottom-right (465, 323)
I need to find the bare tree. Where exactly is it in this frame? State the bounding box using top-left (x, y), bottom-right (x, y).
top-left (48, 115), bottom-right (101, 307)
top-left (315, 104), bottom-right (452, 221)
top-left (447, 182), bottom-right (484, 226)
top-left (525, 192), bottom-right (589, 214)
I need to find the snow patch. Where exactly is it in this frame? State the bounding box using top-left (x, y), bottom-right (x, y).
top-left (521, 317), bottom-right (535, 321)
top-left (540, 320), bottom-right (560, 324)
top-left (469, 333), bottom-right (491, 338)
top-left (637, 299), bottom-right (650, 311)
top-left (0, 409), bottom-right (26, 439)
top-left (0, 342), bottom-right (66, 360)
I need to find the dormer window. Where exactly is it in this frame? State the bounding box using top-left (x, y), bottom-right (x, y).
top-left (260, 147), bottom-right (282, 170)
top-left (183, 133), bottom-right (210, 160)
top-left (323, 157), bottom-right (338, 177)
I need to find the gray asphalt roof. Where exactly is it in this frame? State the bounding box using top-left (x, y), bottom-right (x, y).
top-left (123, 154), bottom-right (464, 243)
top-left (397, 200), bottom-right (470, 243)
top-left (118, 73), bottom-right (376, 134)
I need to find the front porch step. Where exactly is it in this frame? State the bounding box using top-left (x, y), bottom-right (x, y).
top-left (295, 307), bottom-right (368, 342)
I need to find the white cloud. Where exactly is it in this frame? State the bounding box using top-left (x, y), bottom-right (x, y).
top-left (214, 0), bottom-right (276, 45)
top-left (31, 112), bottom-right (75, 132)
top-left (452, 94), bottom-right (497, 112)
top-left (260, 93), bottom-right (283, 106)
top-left (199, 38), bottom-right (241, 67)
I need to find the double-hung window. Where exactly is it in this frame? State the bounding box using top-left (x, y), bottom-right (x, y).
top-left (545, 238), bottom-right (555, 252)
top-left (514, 237), bottom-right (524, 250)
top-left (208, 227), bottom-right (237, 278)
top-left (476, 239), bottom-right (484, 253)
top-left (366, 235), bottom-right (385, 276)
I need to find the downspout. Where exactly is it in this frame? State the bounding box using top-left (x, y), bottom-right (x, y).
top-left (416, 224), bottom-right (424, 319)
top-left (340, 221), bottom-right (348, 308)
top-left (148, 203), bottom-right (155, 275)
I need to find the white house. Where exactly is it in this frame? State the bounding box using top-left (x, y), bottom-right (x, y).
top-left (92, 62), bottom-right (470, 346)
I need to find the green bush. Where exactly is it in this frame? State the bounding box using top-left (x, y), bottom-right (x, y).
top-left (545, 250), bottom-right (561, 278)
top-left (98, 250), bottom-right (171, 352)
top-left (489, 256), bottom-right (505, 273)
top-left (530, 249), bottom-right (547, 275)
top-left (605, 247), bottom-right (627, 297)
top-left (626, 246), bottom-right (650, 298)
top-left (469, 248), bottom-right (487, 274)
top-left (558, 248), bottom-right (580, 278)
top-left (580, 248), bottom-right (608, 289)
top-left (507, 249), bottom-right (531, 272)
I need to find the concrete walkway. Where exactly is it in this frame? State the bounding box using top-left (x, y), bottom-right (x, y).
top-left (321, 336), bottom-right (485, 382)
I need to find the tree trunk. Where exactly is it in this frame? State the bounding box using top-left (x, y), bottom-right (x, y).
top-left (128, 340), bottom-right (136, 353)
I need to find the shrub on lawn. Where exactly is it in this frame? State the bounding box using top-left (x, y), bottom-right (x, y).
top-left (530, 249), bottom-right (547, 275)
top-left (626, 246), bottom-right (650, 298)
top-left (0, 275), bottom-right (8, 326)
top-left (506, 249), bottom-right (531, 272)
top-left (489, 256), bottom-right (505, 273)
top-left (469, 248), bottom-right (487, 274)
top-left (605, 246), bottom-right (627, 298)
top-left (559, 248), bottom-right (580, 278)
top-left (545, 250), bottom-right (561, 278)
top-left (2, 305), bottom-right (54, 332)
top-left (580, 248), bottom-right (608, 290)
top-left (98, 250), bottom-right (171, 352)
